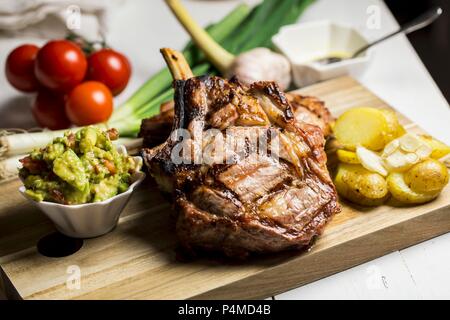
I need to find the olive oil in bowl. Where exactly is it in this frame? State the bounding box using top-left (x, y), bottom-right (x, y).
top-left (313, 51), bottom-right (351, 65)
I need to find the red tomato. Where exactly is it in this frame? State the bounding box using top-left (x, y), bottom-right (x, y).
top-left (5, 44), bottom-right (40, 92)
top-left (65, 81), bottom-right (113, 126)
top-left (34, 40), bottom-right (87, 92)
top-left (87, 49), bottom-right (131, 96)
top-left (32, 90), bottom-right (71, 130)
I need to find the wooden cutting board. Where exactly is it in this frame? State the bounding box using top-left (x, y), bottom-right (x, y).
top-left (1, 76), bottom-right (449, 300)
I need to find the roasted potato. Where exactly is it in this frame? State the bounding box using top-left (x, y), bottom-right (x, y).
top-left (404, 159), bottom-right (449, 194)
top-left (380, 109), bottom-right (406, 144)
top-left (420, 135), bottom-right (450, 159)
top-left (387, 171), bottom-right (442, 204)
top-left (336, 149), bottom-right (360, 164)
top-left (334, 107), bottom-right (389, 151)
top-left (334, 163), bottom-right (389, 206)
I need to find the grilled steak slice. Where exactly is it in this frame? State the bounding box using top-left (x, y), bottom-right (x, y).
top-left (141, 49), bottom-right (340, 257)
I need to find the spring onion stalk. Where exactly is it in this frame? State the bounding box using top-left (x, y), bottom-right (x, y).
top-left (165, 0), bottom-right (234, 74)
top-left (0, 154), bottom-right (24, 181)
top-left (132, 89), bottom-right (175, 120)
top-left (223, 0), bottom-right (316, 54)
top-left (0, 123), bottom-right (145, 159)
top-left (0, 127), bottom-right (143, 157)
top-left (238, 0), bottom-right (299, 51)
top-left (222, 0), bottom-right (279, 54)
top-left (110, 3), bottom-right (250, 123)
top-left (109, 90), bottom-right (174, 137)
top-left (0, 129), bottom-right (94, 158)
top-left (183, 5), bottom-right (250, 66)
top-left (243, 0), bottom-right (315, 50)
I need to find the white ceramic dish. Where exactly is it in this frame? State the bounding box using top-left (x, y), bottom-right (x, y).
top-left (272, 20), bottom-right (373, 87)
top-left (19, 150), bottom-right (145, 239)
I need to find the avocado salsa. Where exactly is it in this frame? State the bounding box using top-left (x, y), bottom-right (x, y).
top-left (19, 127), bottom-right (139, 204)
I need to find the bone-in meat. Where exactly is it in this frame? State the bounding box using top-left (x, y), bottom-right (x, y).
top-left (141, 49), bottom-right (340, 257)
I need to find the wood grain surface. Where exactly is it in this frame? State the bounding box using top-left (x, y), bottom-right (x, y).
top-left (0, 76), bottom-right (449, 300)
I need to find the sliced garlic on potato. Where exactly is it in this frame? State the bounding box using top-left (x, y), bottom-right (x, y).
top-left (384, 150), bottom-right (410, 171)
top-left (415, 143), bottom-right (432, 159)
top-left (383, 139), bottom-right (400, 157)
top-left (381, 133), bottom-right (435, 172)
top-left (356, 146), bottom-right (388, 176)
top-left (399, 133), bottom-right (422, 152)
top-left (405, 152), bottom-right (419, 164)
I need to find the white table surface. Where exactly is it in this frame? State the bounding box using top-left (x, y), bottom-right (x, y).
top-left (1, 0), bottom-right (449, 299)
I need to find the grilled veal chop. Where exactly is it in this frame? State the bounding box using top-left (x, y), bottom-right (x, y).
top-left (141, 49), bottom-right (340, 257)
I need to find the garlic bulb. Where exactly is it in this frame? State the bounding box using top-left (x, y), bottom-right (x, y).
top-left (227, 48), bottom-right (292, 90)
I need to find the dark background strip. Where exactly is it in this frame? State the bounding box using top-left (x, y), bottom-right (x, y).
top-left (385, 0), bottom-right (449, 102)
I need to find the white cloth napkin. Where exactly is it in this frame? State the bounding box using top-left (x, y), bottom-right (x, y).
top-left (0, 0), bottom-right (121, 40)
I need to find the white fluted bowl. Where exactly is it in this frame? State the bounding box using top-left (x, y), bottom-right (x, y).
top-left (273, 20), bottom-right (373, 87)
top-left (19, 158), bottom-right (145, 239)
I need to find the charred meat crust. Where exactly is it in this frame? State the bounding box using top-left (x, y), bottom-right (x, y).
top-left (139, 109), bottom-right (174, 148)
top-left (250, 81), bottom-right (294, 121)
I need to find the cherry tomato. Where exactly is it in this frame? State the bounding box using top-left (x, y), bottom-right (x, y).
top-left (5, 44), bottom-right (40, 92)
top-left (65, 81), bottom-right (113, 126)
top-left (32, 90), bottom-right (71, 130)
top-left (87, 48), bottom-right (131, 96)
top-left (34, 40), bottom-right (87, 92)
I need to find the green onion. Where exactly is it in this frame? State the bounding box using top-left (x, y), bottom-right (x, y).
top-left (165, 0), bottom-right (235, 74)
top-left (0, 154), bottom-right (23, 181)
top-left (264, 0), bottom-right (316, 49)
top-left (110, 90), bottom-right (174, 137)
top-left (239, 0), bottom-right (308, 52)
top-left (222, 0), bottom-right (279, 54)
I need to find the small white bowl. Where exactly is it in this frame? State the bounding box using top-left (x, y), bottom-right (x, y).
top-left (272, 20), bottom-right (373, 87)
top-left (19, 154), bottom-right (145, 239)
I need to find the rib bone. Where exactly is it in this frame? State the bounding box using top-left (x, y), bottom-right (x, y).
top-left (160, 48), bottom-right (194, 81)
